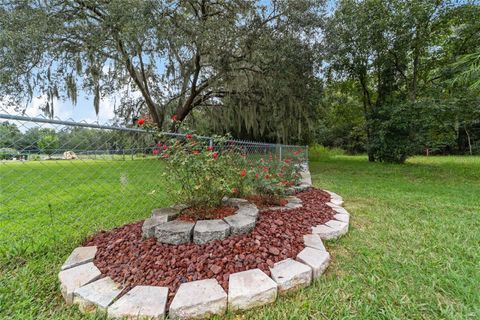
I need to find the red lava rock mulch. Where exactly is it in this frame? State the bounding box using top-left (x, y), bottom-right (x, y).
top-left (84, 188), bottom-right (334, 302)
top-left (176, 205), bottom-right (237, 222)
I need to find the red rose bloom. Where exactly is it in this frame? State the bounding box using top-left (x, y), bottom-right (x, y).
top-left (157, 143), bottom-right (162, 147)
top-left (152, 149), bottom-right (159, 155)
top-left (212, 152), bottom-right (218, 159)
top-left (186, 134), bottom-right (193, 140)
top-left (207, 146), bottom-right (213, 151)
top-left (163, 145), bottom-right (168, 150)
top-left (240, 169), bottom-right (246, 177)
top-left (265, 174), bottom-right (270, 179)
top-left (171, 115), bottom-right (177, 121)
top-left (137, 118), bottom-right (145, 125)
top-left (255, 173), bottom-right (259, 178)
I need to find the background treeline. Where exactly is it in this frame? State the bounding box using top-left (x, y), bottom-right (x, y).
top-left (0, 122), bottom-right (152, 157)
top-left (1, 0), bottom-right (479, 162)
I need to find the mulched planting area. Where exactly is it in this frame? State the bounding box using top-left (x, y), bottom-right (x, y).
top-left (175, 205), bottom-right (237, 222)
top-left (246, 194), bottom-right (288, 209)
top-left (84, 188), bottom-right (334, 302)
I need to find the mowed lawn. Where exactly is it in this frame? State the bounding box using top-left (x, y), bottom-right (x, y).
top-left (1, 156), bottom-right (479, 319)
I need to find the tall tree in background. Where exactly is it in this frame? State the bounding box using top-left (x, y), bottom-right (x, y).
top-left (0, 0), bottom-right (323, 134)
top-left (324, 0), bottom-right (442, 161)
top-left (192, 19), bottom-right (323, 144)
top-left (322, 0), bottom-right (480, 162)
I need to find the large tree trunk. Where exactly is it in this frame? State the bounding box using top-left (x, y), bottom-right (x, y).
top-left (359, 71), bottom-right (375, 162)
top-left (366, 122), bottom-right (376, 162)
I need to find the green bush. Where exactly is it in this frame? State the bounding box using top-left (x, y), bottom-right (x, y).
top-left (158, 133), bottom-right (246, 209)
top-left (245, 149), bottom-right (305, 196)
top-left (369, 103), bottom-right (425, 163)
top-left (308, 144), bottom-right (345, 161)
top-left (0, 148), bottom-right (19, 160)
top-left (29, 154), bottom-right (41, 161)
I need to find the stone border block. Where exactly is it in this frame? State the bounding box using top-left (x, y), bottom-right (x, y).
top-left (311, 224), bottom-right (340, 240)
top-left (73, 277), bottom-right (122, 313)
top-left (150, 198), bottom-right (259, 245)
top-left (170, 279), bottom-right (227, 319)
top-left (155, 221), bottom-right (194, 245)
top-left (303, 234), bottom-right (327, 252)
top-left (228, 269), bottom-right (277, 311)
top-left (235, 203), bottom-right (259, 218)
top-left (327, 203), bottom-right (350, 215)
top-left (285, 196), bottom-right (303, 204)
top-left (260, 196), bottom-right (303, 212)
top-left (296, 247), bottom-right (330, 278)
top-left (107, 285), bottom-right (168, 319)
top-left (142, 215), bottom-right (168, 239)
top-left (222, 197), bottom-right (249, 206)
top-left (299, 171), bottom-right (312, 186)
top-left (325, 219), bottom-right (348, 236)
top-left (334, 213), bottom-right (350, 223)
top-left (224, 214), bottom-right (256, 235)
top-left (269, 258), bottom-right (312, 293)
top-left (59, 262), bottom-right (102, 304)
top-left (294, 184), bottom-right (311, 192)
top-left (193, 220), bottom-right (231, 244)
top-left (152, 207), bottom-right (182, 221)
top-left (285, 202), bottom-right (302, 209)
top-left (61, 246), bottom-right (97, 271)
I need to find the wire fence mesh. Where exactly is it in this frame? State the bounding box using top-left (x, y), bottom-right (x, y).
top-left (0, 109), bottom-right (307, 261)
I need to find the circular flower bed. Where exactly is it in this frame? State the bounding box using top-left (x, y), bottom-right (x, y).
top-left (84, 188), bottom-right (332, 300)
top-left (58, 187), bottom-right (351, 318)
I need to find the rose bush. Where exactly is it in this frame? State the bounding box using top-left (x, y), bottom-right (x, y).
top-left (152, 119), bottom-right (306, 211)
top-left (156, 133), bottom-right (247, 209)
top-left (245, 149), bottom-right (306, 196)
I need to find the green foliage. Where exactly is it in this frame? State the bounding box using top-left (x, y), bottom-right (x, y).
top-left (37, 129), bottom-right (59, 157)
top-left (368, 103), bottom-right (424, 163)
top-left (0, 0), bottom-right (324, 133)
top-left (158, 133), bottom-right (246, 208)
top-left (0, 122), bottom-right (22, 148)
top-left (316, 81), bottom-right (367, 153)
top-left (308, 144), bottom-right (345, 162)
top-left (0, 147), bottom-right (18, 160)
top-left (245, 150), bottom-right (305, 196)
top-left (321, 0), bottom-right (480, 162)
top-left (451, 52), bottom-right (480, 91)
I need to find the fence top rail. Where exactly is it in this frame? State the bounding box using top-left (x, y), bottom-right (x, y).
top-left (0, 113), bottom-right (306, 149)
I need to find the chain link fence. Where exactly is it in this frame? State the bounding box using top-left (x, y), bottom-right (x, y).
top-left (0, 109), bottom-right (307, 261)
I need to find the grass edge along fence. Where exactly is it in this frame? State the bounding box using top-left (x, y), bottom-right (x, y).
top-left (0, 112), bottom-right (307, 262)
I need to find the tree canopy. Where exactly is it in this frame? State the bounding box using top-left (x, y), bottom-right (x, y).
top-left (1, 0), bottom-right (479, 161)
top-left (0, 0), bottom-right (323, 133)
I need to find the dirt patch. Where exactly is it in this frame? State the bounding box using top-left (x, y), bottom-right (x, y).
top-left (245, 194), bottom-right (288, 209)
top-left (175, 206), bottom-right (237, 222)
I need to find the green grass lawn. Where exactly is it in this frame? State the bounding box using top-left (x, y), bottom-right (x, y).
top-left (1, 156), bottom-right (479, 319)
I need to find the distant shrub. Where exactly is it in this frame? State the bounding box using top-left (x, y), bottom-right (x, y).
top-left (0, 148), bottom-right (19, 160)
top-left (29, 154), bottom-right (41, 161)
top-left (308, 144), bottom-right (345, 161)
top-left (369, 103), bottom-right (425, 163)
